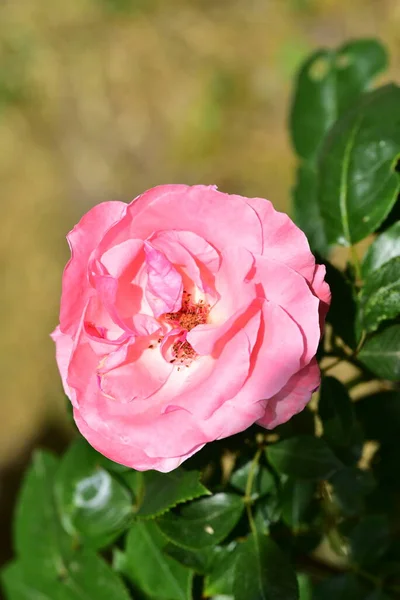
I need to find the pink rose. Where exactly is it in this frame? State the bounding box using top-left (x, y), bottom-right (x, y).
top-left (52, 185), bottom-right (330, 472)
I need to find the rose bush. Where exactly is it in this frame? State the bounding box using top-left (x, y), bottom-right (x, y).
top-left (52, 184), bottom-right (330, 471)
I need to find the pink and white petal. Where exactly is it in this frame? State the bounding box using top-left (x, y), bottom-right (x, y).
top-left (228, 300), bottom-right (304, 406)
top-left (126, 185), bottom-right (264, 254)
top-left (246, 197), bottom-right (315, 282)
top-left (74, 408), bottom-right (195, 472)
top-left (144, 243), bottom-right (183, 317)
top-left (253, 256), bottom-right (321, 364)
top-left (187, 298), bottom-right (262, 356)
top-left (60, 201), bottom-right (127, 335)
top-left (99, 238), bottom-right (144, 280)
top-left (150, 230), bottom-right (220, 295)
top-left (161, 306), bottom-right (262, 421)
top-left (210, 247), bottom-right (256, 323)
top-left (257, 358), bottom-right (320, 429)
top-left (98, 337), bottom-right (173, 403)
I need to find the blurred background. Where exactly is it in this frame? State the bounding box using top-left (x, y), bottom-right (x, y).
top-left (0, 0), bottom-right (399, 570)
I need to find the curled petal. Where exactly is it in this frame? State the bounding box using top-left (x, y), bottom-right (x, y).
top-left (144, 242), bottom-right (183, 317)
top-left (247, 196), bottom-right (315, 281)
top-left (257, 358), bottom-right (320, 429)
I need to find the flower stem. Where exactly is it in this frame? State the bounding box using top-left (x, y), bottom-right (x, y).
top-left (244, 447), bottom-right (262, 535)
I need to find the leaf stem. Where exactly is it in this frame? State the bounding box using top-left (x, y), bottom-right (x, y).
top-left (244, 448), bottom-right (262, 535)
top-left (350, 244), bottom-right (363, 283)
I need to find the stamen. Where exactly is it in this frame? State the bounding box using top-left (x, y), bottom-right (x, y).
top-left (164, 290), bottom-right (210, 369)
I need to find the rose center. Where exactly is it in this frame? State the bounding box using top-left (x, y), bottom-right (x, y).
top-left (163, 290), bottom-right (210, 368)
top-left (164, 290), bottom-right (210, 331)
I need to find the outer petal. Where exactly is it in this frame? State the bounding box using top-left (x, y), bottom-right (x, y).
top-left (257, 358), bottom-right (320, 429)
top-left (253, 256), bottom-right (321, 364)
top-left (246, 197), bottom-right (315, 282)
top-left (94, 185), bottom-right (263, 257)
top-left (60, 201), bottom-right (127, 335)
top-left (50, 326), bottom-right (74, 398)
top-left (73, 408), bottom-right (200, 472)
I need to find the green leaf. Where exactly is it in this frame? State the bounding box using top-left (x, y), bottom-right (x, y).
top-left (1, 562), bottom-right (65, 600)
top-left (355, 390), bottom-right (400, 441)
top-left (203, 542), bottom-right (239, 597)
top-left (234, 533), bottom-right (299, 600)
top-left (136, 468), bottom-right (210, 518)
top-left (60, 550), bottom-right (132, 600)
top-left (55, 439), bottom-right (132, 549)
top-left (163, 544), bottom-right (212, 574)
top-left (349, 515), bottom-right (391, 567)
top-left (292, 164), bottom-right (329, 255)
top-left (362, 221), bottom-right (400, 277)
top-left (14, 451), bottom-right (73, 581)
top-left (267, 436), bottom-right (342, 480)
top-left (290, 40), bottom-right (387, 162)
top-left (318, 84), bottom-right (400, 246)
top-left (1, 553), bottom-right (132, 600)
top-left (358, 325), bottom-right (400, 380)
top-left (313, 574), bottom-right (366, 600)
top-left (358, 257), bottom-right (400, 333)
top-left (230, 462), bottom-right (275, 499)
top-left (330, 466), bottom-right (375, 517)
top-left (323, 261), bottom-right (357, 348)
top-left (124, 520), bottom-right (193, 600)
top-left (156, 493), bottom-right (244, 550)
top-left (280, 479), bottom-right (315, 528)
top-left (319, 377), bottom-right (357, 447)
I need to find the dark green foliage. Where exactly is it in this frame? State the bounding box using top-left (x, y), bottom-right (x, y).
top-left (3, 37), bottom-right (400, 600)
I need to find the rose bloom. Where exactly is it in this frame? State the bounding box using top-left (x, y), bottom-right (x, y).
top-left (52, 185), bottom-right (330, 472)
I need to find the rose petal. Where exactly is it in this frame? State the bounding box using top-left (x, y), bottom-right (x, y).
top-left (60, 201), bottom-right (127, 335)
top-left (247, 197), bottom-right (316, 282)
top-left (144, 242), bottom-right (183, 317)
top-left (257, 358), bottom-right (320, 429)
top-left (253, 256), bottom-right (321, 364)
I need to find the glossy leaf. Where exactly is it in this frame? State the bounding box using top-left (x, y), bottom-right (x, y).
top-left (59, 550), bottom-right (132, 600)
top-left (14, 451), bottom-right (73, 581)
top-left (318, 377), bottom-right (356, 447)
top-left (1, 562), bottom-right (65, 600)
top-left (362, 221), bottom-right (400, 277)
top-left (234, 533), bottom-right (298, 600)
top-left (136, 468), bottom-right (210, 518)
top-left (280, 479), bottom-right (315, 528)
top-left (230, 461), bottom-right (275, 499)
top-left (267, 436), bottom-right (342, 480)
top-left (319, 84), bottom-right (400, 246)
top-left (156, 493), bottom-right (244, 550)
top-left (292, 164), bottom-right (329, 255)
top-left (358, 325), bottom-right (400, 380)
top-left (290, 40), bottom-right (388, 161)
top-left (1, 553), bottom-right (132, 600)
top-left (358, 257), bottom-right (400, 333)
top-left (203, 542), bottom-right (239, 597)
top-left (124, 520), bottom-right (193, 600)
top-left (163, 544), bottom-right (212, 574)
top-left (55, 439), bottom-right (132, 549)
